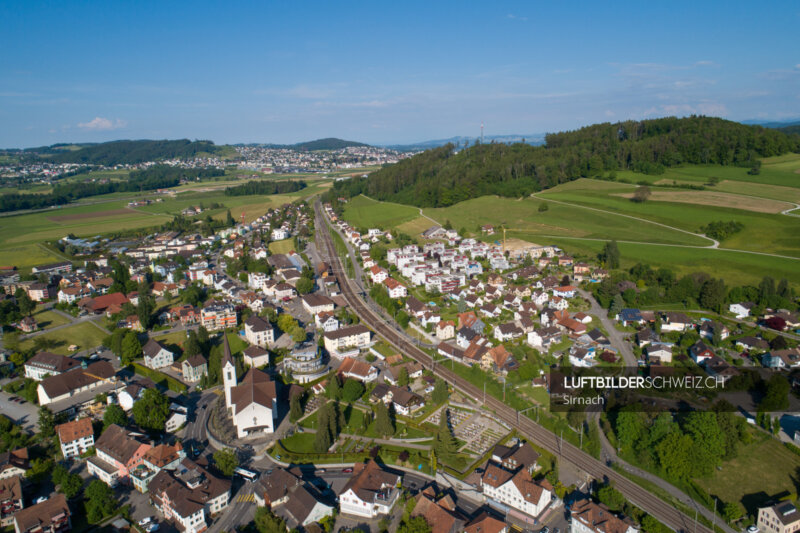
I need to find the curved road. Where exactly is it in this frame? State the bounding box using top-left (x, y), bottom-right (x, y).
top-left (315, 200), bottom-right (720, 533)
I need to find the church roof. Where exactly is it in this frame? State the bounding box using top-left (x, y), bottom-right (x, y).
top-left (230, 368), bottom-right (276, 412)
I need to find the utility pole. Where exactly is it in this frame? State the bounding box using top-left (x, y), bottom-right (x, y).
top-left (693, 507), bottom-right (698, 533)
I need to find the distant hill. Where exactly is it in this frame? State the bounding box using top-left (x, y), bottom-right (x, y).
top-left (741, 118), bottom-right (800, 129)
top-left (293, 138), bottom-right (369, 151)
top-left (386, 134), bottom-right (545, 151)
top-left (42, 139), bottom-right (224, 165)
top-left (328, 116), bottom-right (800, 208)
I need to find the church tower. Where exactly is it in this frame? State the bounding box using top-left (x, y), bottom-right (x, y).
top-left (222, 334), bottom-right (236, 409)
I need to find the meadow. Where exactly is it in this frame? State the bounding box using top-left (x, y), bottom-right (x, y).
top-left (341, 194), bottom-right (420, 229)
top-left (18, 321), bottom-right (107, 355)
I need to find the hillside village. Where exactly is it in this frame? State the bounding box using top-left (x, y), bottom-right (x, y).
top-left (0, 195), bottom-right (797, 533)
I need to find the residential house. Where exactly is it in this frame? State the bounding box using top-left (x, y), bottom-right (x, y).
top-left (758, 502), bottom-right (800, 533)
top-left (729, 302), bottom-right (755, 319)
top-left (527, 327), bottom-right (562, 351)
top-left (338, 460), bottom-right (401, 518)
top-left (301, 293), bottom-right (335, 315)
top-left (181, 355), bottom-right (208, 383)
top-left (661, 312), bottom-right (691, 332)
top-left (689, 341), bottom-right (715, 365)
top-left (55, 418), bottom-right (94, 459)
top-left (465, 512), bottom-right (508, 533)
top-left (616, 308), bottom-right (644, 326)
top-left (24, 352), bottom-right (80, 381)
top-left (570, 498), bottom-right (638, 533)
top-left (338, 357), bottom-right (379, 383)
top-left (200, 302), bottom-right (237, 331)
top-left (87, 424), bottom-right (152, 486)
top-left (315, 312), bottom-right (340, 332)
top-left (0, 475), bottom-right (23, 526)
top-left (13, 494), bottom-right (70, 533)
top-left (490, 441), bottom-right (541, 475)
top-left (0, 450), bottom-right (28, 481)
top-left (242, 346), bottom-right (270, 368)
top-left (142, 339), bottom-right (174, 370)
top-left (384, 278), bottom-right (408, 298)
top-left (762, 348), bottom-right (800, 370)
top-left (323, 325), bottom-right (371, 358)
top-left (644, 344), bottom-right (673, 364)
top-left (480, 465), bottom-right (552, 519)
top-left (244, 316), bottom-right (275, 348)
top-left (436, 321), bottom-right (455, 340)
top-left (411, 487), bottom-right (465, 533)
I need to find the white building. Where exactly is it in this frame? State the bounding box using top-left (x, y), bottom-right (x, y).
top-left (223, 337), bottom-right (277, 439)
top-left (142, 339), bottom-right (174, 370)
top-left (55, 418), bottom-right (94, 459)
top-left (323, 325), bottom-right (371, 358)
top-left (338, 460), bottom-right (401, 519)
top-left (480, 465), bottom-right (552, 519)
top-left (244, 315), bottom-right (275, 348)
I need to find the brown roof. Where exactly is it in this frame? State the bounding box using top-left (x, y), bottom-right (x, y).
top-left (149, 459), bottom-right (231, 520)
top-left (14, 493), bottom-right (70, 532)
top-left (143, 339), bottom-right (169, 358)
top-left (26, 352), bottom-right (80, 373)
top-left (0, 475), bottom-right (22, 503)
top-left (338, 357), bottom-right (374, 380)
top-left (340, 460), bottom-right (399, 503)
top-left (412, 493), bottom-right (464, 533)
top-left (257, 467), bottom-right (301, 504)
top-left (481, 463), bottom-right (513, 489)
top-left (144, 442), bottom-right (184, 468)
top-left (302, 293), bottom-right (334, 308)
top-left (464, 511), bottom-right (507, 533)
top-left (0, 448), bottom-right (29, 474)
top-left (230, 368), bottom-right (276, 411)
top-left (183, 354), bottom-right (207, 369)
top-left (323, 324), bottom-right (370, 340)
top-left (244, 315), bottom-right (271, 332)
top-left (571, 498), bottom-right (633, 533)
top-left (39, 361), bottom-right (115, 400)
top-left (56, 417), bottom-right (93, 444)
top-left (94, 424), bottom-right (148, 464)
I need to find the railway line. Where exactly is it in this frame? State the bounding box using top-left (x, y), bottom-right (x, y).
top-left (314, 200), bottom-right (714, 533)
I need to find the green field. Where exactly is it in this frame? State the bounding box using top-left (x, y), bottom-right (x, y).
top-left (32, 309), bottom-right (72, 330)
top-left (268, 239), bottom-right (296, 255)
top-left (695, 434), bottom-right (800, 514)
top-left (19, 321), bottom-right (107, 355)
top-left (342, 194), bottom-right (420, 229)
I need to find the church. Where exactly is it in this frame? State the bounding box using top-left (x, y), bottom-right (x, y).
top-left (222, 335), bottom-right (278, 439)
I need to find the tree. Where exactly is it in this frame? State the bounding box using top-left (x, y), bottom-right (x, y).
top-left (16, 291), bottom-right (35, 317)
top-left (432, 378), bottom-right (448, 405)
top-left (374, 402), bottom-right (394, 437)
top-left (598, 240), bottom-right (620, 269)
top-left (213, 448), bottom-right (239, 476)
top-left (137, 281), bottom-right (155, 330)
top-left (184, 331), bottom-right (202, 357)
top-left (121, 331), bottom-right (141, 366)
top-left (723, 502), bottom-right (744, 523)
top-left (51, 464), bottom-right (69, 487)
top-left (254, 506), bottom-right (288, 533)
top-left (226, 209), bottom-right (235, 226)
top-left (596, 484), bottom-right (626, 512)
top-left (609, 294), bottom-right (625, 318)
top-left (38, 406), bottom-right (55, 438)
top-left (277, 314), bottom-right (299, 333)
top-left (699, 278), bottom-right (726, 312)
top-left (103, 404), bottom-right (128, 430)
top-left (342, 379), bottom-right (365, 403)
top-left (314, 405), bottom-right (333, 452)
top-left (327, 375), bottom-right (342, 400)
top-left (433, 411), bottom-right (458, 460)
top-left (84, 479), bottom-right (117, 523)
top-left (684, 411), bottom-right (726, 475)
top-left (290, 325), bottom-right (307, 344)
top-left (631, 185), bottom-right (652, 203)
top-left (538, 202), bottom-right (549, 212)
top-left (295, 277), bottom-right (314, 294)
top-left (132, 388), bottom-right (170, 432)
top-left (397, 367), bottom-right (410, 387)
top-left (656, 431), bottom-right (694, 480)
top-left (60, 473), bottom-right (84, 499)
top-left (760, 374), bottom-right (790, 411)
top-left (289, 393), bottom-right (303, 423)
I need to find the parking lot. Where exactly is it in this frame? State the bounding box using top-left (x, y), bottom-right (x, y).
top-left (0, 390), bottom-right (39, 432)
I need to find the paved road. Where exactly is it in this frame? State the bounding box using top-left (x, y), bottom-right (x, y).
top-left (315, 199), bottom-right (720, 533)
top-left (577, 288), bottom-right (637, 367)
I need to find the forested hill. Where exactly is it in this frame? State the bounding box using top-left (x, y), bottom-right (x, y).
top-left (45, 139), bottom-right (224, 165)
top-left (293, 138), bottom-right (368, 151)
top-left (329, 116), bottom-right (800, 208)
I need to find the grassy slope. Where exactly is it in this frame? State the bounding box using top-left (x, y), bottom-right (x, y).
top-left (342, 194), bottom-right (420, 229)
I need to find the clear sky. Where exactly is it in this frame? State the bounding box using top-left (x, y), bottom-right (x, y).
top-left (1, 0), bottom-right (798, 148)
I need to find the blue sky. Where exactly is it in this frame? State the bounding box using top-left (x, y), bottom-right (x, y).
top-left (1, 0), bottom-right (798, 147)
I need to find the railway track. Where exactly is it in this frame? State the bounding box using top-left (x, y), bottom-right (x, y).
top-left (314, 201), bottom-right (713, 533)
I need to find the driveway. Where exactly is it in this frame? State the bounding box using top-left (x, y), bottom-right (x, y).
top-left (577, 288), bottom-right (637, 367)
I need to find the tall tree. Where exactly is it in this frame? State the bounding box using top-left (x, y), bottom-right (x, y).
top-left (213, 448), bottom-right (239, 476)
top-left (132, 388), bottom-right (170, 432)
top-left (433, 411), bottom-right (458, 460)
top-left (598, 240), bottom-right (620, 269)
top-left (289, 393), bottom-right (303, 422)
top-left (103, 404), bottom-right (128, 430)
top-left (121, 331), bottom-right (141, 366)
top-left (374, 402), bottom-right (394, 437)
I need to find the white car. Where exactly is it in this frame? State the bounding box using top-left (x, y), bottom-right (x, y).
top-left (34, 497), bottom-right (48, 504)
top-left (747, 527), bottom-right (759, 533)
top-left (138, 518), bottom-right (152, 526)
top-left (146, 523), bottom-right (160, 532)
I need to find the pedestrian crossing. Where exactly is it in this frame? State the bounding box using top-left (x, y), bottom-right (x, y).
top-left (235, 493), bottom-right (255, 503)
top-left (510, 525), bottom-right (523, 533)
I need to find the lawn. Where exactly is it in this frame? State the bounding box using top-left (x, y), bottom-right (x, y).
top-left (32, 309), bottom-right (72, 330)
top-left (342, 194), bottom-right (420, 229)
top-left (280, 432), bottom-right (318, 453)
top-left (269, 239), bottom-right (296, 255)
top-left (396, 216), bottom-right (440, 239)
top-left (695, 434), bottom-right (800, 514)
top-left (19, 321), bottom-right (107, 355)
top-left (424, 194), bottom-right (709, 247)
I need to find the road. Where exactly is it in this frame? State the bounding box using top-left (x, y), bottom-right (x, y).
top-left (577, 288), bottom-right (637, 367)
top-left (314, 199), bottom-right (720, 533)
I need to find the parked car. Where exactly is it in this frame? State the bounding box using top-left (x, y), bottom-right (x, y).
top-left (138, 518), bottom-right (152, 526)
top-left (34, 497), bottom-right (48, 504)
top-left (146, 523), bottom-right (160, 532)
top-left (342, 467), bottom-right (353, 473)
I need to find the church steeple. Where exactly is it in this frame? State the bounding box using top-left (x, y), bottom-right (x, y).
top-left (222, 334), bottom-right (236, 408)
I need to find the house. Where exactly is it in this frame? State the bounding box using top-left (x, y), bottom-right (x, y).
top-left (644, 343), bottom-right (673, 364)
top-left (689, 341), bottom-right (715, 364)
top-left (148, 459), bottom-right (231, 533)
top-left (436, 321), bottom-right (455, 340)
top-left (17, 317), bottom-right (37, 333)
top-left (315, 312), bottom-right (340, 332)
top-left (221, 334), bottom-right (277, 438)
top-left (762, 348), bottom-right (800, 370)
top-left (55, 418), bottom-right (94, 459)
top-left (570, 498), bottom-right (638, 533)
top-left (635, 329), bottom-right (658, 348)
top-left (465, 512), bottom-right (508, 533)
top-left (181, 355), bottom-right (208, 382)
top-left (384, 278), bottom-right (408, 298)
top-left (302, 293), bottom-right (335, 315)
top-left (698, 320), bottom-right (729, 341)
top-left (735, 336), bottom-right (769, 352)
top-left (558, 317), bottom-right (587, 336)
top-left (37, 361), bottom-right (118, 407)
top-left (552, 285), bottom-right (577, 298)
top-left (142, 339), bottom-right (174, 370)
top-left (482, 345), bottom-right (517, 373)
top-left (527, 327), bottom-right (562, 351)
top-left (616, 308), bottom-right (644, 326)
top-left (569, 346), bottom-right (596, 367)
top-left (24, 352), bottom-right (80, 381)
top-left (729, 302), bottom-right (755, 319)
top-left (242, 345), bottom-right (270, 368)
top-left (390, 387), bottom-right (425, 416)
top-left (78, 292), bottom-right (129, 314)
top-left (117, 383), bottom-right (145, 411)
top-left (490, 441), bottom-right (541, 475)
top-left (338, 460), bottom-right (401, 518)
top-left (244, 315), bottom-right (275, 348)
top-left (369, 266), bottom-right (389, 284)
top-left (27, 283), bottom-right (55, 302)
top-left (758, 502), bottom-right (800, 533)
top-left (87, 424), bottom-right (152, 486)
top-left (323, 325), bottom-right (371, 358)
top-left (129, 441), bottom-right (186, 492)
top-left (661, 312), bottom-right (691, 332)
top-left (200, 302), bottom-right (237, 331)
top-left (0, 449), bottom-right (29, 481)
top-left (437, 342), bottom-right (464, 362)
top-left (338, 357), bottom-right (379, 383)
top-left (704, 356), bottom-right (740, 384)
top-left (480, 465), bottom-right (552, 519)
top-left (411, 487), bottom-right (465, 533)
top-left (494, 322), bottom-right (523, 342)
top-left (13, 494), bottom-right (70, 533)
top-left (0, 475), bottom-right (22, 526)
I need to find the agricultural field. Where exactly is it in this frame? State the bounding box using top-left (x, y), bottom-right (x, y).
top-left (342, 194), bottom-right (420, 229)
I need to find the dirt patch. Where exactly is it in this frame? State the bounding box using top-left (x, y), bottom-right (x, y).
top-left (613, 190), bottom-right (792, 214)
top-left (48, 208), bottom-right (137, 222)
top-left (502, 237), bottom-right (542, 251)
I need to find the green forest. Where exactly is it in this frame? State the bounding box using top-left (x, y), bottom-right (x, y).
top-left (327, 116), bottom-right (800, 207)
top-left (223, 179), bottom-right (307, 196)
top-left (44, 139), bottom-right (224, 165)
